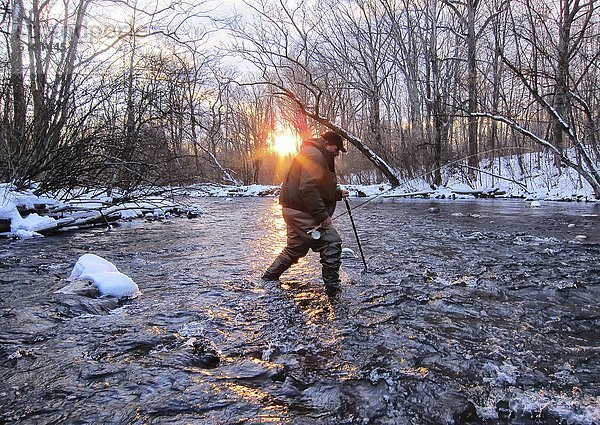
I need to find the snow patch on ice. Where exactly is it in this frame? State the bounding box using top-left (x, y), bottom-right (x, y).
top-left (11, 212), bottom-right (56, 233)
top-left (13, 229), bottom-right (43, 239)
top-left (185, 183), bottom-right (278, 197)
top-left (1, 195), bottom-right (56, 238)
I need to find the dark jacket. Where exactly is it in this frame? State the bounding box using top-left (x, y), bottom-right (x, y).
top-left (279, 138), bottom-right (342, 222)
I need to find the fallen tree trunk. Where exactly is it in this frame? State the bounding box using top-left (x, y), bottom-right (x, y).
top-left (37, 211), bottom-right (121, 235)
top-left (383, 190), bottom-right (435, 198)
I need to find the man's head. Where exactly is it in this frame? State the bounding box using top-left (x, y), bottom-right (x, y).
top-left (321, 131), bottom-right (347, 156)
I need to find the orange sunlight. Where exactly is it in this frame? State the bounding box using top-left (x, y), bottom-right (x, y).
top-left (271, 128), bottom-right (299, 156)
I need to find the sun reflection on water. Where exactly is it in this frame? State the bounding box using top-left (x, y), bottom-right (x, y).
top-left (247, 198), bottom-right (354, 381)
top-left (268, 200), bottom-right (287, 254)
top-left (188, 372), bottom-right (289, 420)
top-left (249, 199), bottom-right (288, 258)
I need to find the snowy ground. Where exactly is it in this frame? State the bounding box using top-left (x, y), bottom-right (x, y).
top-left (185, 150), bottom-right (597, 201)
top-left (0, 183), bottom-right (201, 239)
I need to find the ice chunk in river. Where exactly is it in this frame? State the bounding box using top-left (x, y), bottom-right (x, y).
top-left (69, 254), bottom-right (140, 298)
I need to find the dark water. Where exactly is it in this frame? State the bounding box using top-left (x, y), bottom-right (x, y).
top-left (1, 198), bottom-right (599, 424)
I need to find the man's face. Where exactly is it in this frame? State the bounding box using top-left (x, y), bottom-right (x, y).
top-left (324, 142), bottom-right (341, 157)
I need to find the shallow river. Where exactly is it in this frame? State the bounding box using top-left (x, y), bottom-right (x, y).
top-left (1, 198), bottom-right (599, 424)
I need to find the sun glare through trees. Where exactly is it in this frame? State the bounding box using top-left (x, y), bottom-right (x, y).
top-left (1, 0), bottom-right (599, 197)
top-left (271, 127), bottom-right (299, 157)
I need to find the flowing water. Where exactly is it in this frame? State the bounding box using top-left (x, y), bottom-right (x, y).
top-left (1, 198), bottom-right (599, 424)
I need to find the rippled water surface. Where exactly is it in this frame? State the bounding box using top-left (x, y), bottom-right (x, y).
top-left (1, 198), bottom-right (599, 424)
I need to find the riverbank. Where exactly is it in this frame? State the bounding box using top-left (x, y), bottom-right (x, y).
top-left (1, 167), bottom-right (598, 239)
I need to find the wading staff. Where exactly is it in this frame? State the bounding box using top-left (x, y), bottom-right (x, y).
top-left (344, 197), bottom-right (368, 273)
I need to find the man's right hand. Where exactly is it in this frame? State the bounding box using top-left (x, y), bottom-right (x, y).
top-left (319, 216), bottom-right (332, 228)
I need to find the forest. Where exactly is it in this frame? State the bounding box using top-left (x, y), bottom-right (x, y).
top-left (1, 0), bottom-right (599, 198)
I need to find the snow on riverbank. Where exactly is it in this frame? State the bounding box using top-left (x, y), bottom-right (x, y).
top-left (181, 150), bottom-right (597, 201)
top-left (0, 184), bottom-right (59, 238)
top-left (346, 150), bottom-right (598, 201)
top-left (0, 183), bottom-right (204, 239)
top-left (1, 149), bottom-right (597, 239)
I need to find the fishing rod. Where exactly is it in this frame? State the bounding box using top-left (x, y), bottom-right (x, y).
top-left (331, 146), bottom-right (536, 272)
top-left (331, 145), bottom-right (534, 222)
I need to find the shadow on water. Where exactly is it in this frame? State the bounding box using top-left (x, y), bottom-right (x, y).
top-left (0, 197), bottom-right (599, 424)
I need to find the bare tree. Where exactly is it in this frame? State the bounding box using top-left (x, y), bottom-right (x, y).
top-left (410, 0), bottom-right (462, 186)
top-left (232, 0), bottom-right (401, 186)
top-left (0, 0), bottom-right (224, 193)
top-left (475, 0), bottom-right (600, 197)
top-left (9, 0), bottom-right (25, 142)
top-left (316, 0), bottom-right (398, 163)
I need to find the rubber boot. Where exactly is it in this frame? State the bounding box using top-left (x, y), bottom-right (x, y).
top-left (322, 267), bottom-right (341, 294)
top-left (262, 257), bottom-right (293, 281)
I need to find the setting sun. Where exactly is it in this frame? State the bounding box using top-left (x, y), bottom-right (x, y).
top-left (271, 128), bottom-right (299, 156)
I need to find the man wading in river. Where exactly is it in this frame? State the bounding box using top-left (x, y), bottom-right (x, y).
top-left (262, 131), bottom-right (349, 293)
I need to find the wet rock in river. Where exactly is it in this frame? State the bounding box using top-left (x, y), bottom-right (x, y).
top-left (0, 218), bottom-right (10, 232)
top-left (57, 278), bottom-right (100, 297)
top-left (53, 276), bottom-right (137, 317)
top-left (54, 295), bottom-right (120, 317)
top-left (186, 337), bottom-right (220, 369)
top-left (496, 399), bottom-right (515, 420)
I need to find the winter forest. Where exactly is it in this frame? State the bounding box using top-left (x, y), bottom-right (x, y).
top-left (1, 0), bottom-right (599, 198)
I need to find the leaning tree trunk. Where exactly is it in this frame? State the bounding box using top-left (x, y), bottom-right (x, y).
top-left (318, 119), bottom-right (400, 187)
top-left (280, 88), bottom-right (401, 187)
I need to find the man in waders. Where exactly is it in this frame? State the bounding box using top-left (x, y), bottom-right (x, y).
top-left (262, 131), bottom-right (349, 293)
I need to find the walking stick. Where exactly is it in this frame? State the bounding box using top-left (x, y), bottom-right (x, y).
top-left (344, 198), bottom-right (368, 273)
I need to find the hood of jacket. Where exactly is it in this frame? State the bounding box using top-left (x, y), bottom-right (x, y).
top-left (302, 138), bottom-right (335, 172)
